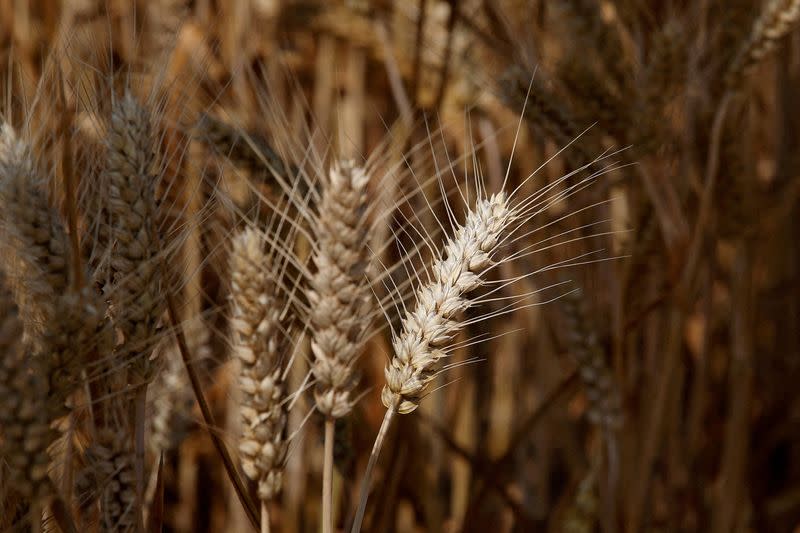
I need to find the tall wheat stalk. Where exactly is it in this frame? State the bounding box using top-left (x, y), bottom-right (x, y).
top-left (308, 161), bottom-right (373, 533)
top-left (352, 191), bottom-right (513, 532)
top-left (102, 91), bottom-right (165, 529)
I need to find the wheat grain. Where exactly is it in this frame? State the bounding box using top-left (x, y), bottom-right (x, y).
top-left (230, 228), bottom-right (288, 503)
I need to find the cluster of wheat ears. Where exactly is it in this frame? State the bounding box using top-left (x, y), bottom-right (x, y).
top-left (2, 0), bottom-right (800, 532)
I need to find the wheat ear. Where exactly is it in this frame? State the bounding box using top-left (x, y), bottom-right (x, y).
top-left (381, 192), bottom-right (511, 413)
top-left (105, 92), bottom-right (164, 380)
top-left (353, 192), bottom-right (512, 533)
top-left (310, 161), bottom-right (373, 418)
top-left (230, 228), bottom-right (288, 532)
top-left (726, 0), bottom-right (800, 87)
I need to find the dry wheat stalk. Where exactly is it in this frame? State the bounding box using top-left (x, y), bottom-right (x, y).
top-left (382, 192), bottom-right (511, 414)
top-left (104, 92), bottom-right (164, 382)
top-left (230, 228), bottom-right (288, 506)
top-left (308, 160), bottom-right (373, 533)
top-left (310, 161), bottom-right (373, 419)
top-left (351, 191), bottom-right (514, 532)
top-left (726, 0), bottom-right (800, 87)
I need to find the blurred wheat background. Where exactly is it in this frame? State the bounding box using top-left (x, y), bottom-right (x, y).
top-left (1, 1), bottom-right (800, 532)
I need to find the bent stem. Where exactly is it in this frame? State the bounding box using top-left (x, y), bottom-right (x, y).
top-left (351, 407), bottom-right (396, 533)
top-left (322, 417), bottom-right (335, 533)
top-left (163, 287), bottom-right (260, 530)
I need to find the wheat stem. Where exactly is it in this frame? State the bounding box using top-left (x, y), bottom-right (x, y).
top-left (351, 406), bottom-right (396, 533)
top-left (261, 501), bottom-right (271, 533)
top-left (322, 417), bottom-right (335, 533)
top-left (163, 274), bottom-right (260, 530)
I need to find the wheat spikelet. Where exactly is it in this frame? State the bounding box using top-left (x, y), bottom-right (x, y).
top-left (561, 287), bottom-right (622, 430)
top-left (104, 92), bottom-right (164, 382)
top-left (382, 192), bottom-right (511, 414)
top-left (230, 228), bottom-right (288, 502)
top-left (309, 161), bottom-right (373, 419)
top-left (726, 0), bottom-right (800, 87)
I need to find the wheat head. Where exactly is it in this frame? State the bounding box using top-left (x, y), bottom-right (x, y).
top-left (382, 192), bottom-right (511, 414)
top-left (230, 227), bottom-right (288, 502)
top-left (310, 161), bottom-right (373, 419)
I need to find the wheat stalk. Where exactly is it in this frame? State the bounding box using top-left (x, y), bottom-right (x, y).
top-left (100, 91), bottom-right (168, 528)
top-left (307, 160), bottom-right (373, 533)
top-left (353, 192), bottom-right (513, 532)
top-left (230, 228), bottom-right (288, 533)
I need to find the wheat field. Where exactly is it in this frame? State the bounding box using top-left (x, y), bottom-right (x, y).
top-left (1, 1), bottom-right (799, 532)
